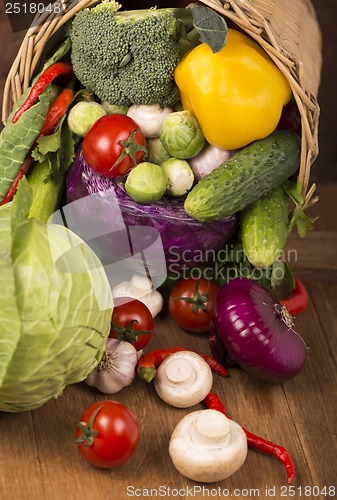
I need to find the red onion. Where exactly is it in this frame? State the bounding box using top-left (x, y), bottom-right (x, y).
top-left (209, 278), bottom-right (307, 383)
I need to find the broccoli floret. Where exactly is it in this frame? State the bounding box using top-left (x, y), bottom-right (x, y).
top-left (70, 1), bottom-right (192, 107)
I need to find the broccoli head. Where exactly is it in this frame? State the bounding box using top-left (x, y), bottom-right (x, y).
top-left (70, 1), bottom-right (189, 107)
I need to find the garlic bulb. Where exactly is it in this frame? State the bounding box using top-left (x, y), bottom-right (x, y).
top-left (154, 351), bottom-right (213, 408)
top-left (189, 143), bottom-right (234, 180)
top-left (85, 338), bottom-right (138, 394)
top-left (169, 409), bottom-right (248, 482)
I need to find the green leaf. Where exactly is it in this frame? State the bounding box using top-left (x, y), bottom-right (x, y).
top-left (293, 208), bottom-right (318, 238)
top-left (283, 262), bottom-right (295, 291)
top-left (32, 117), bottom-right (75, 181)
top-left (58, 125), bottom-right (75, 175)
top-left (10, 177), bottom-right (33, 233)
top-left (283, 180), bottom-right (317, 238)
top-left (35, 129), bottom-right (61, 156)
top-left (39, 38), bottom-right (72, 75)
top-left (191, 6), bottom-right (228, 53)
top-left (0, 89), bottom-right (50, 202)
top-left (284, 179), bottom-right (304, 205)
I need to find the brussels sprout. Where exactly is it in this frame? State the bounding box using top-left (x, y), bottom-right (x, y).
top-left (159, 110), bottom-right (205, 159)
top-left (125, 162), bottom-right (167, 203)
top-left (101, 101), bottom-right (129, 115)
top-left (67, 102), bottom-right (106, 137)
top-left (161, 158), bottom-right (194, 196)
top-left (146, 137), bottom-right (171, 165)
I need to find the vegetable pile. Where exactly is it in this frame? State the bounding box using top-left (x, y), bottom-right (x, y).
top-left (0, 0), bottom-right (316, 488)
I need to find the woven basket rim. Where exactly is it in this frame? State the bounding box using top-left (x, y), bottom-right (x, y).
top-left (2, 0), bottom-right (321, 208)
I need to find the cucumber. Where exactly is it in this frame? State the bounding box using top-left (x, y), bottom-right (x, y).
top-left (27, 160), bottom-right (64, 223)
top-left (184, 130), bottom-right (300, 222)
top-left (240, 186), bottom-right (289, 268)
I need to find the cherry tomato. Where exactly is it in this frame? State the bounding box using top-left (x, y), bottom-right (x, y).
top-left (168, 277), bottom-right (219, 333)
top-left (109, 297), bottom-right (153, 351)
top-left (75, 400), bottom-right (140, 468)
top-left (83, 114), bottom-right (146, 178)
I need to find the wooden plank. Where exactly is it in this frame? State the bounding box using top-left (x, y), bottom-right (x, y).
top-left (282, 281), bottom-right (337, 488)
top-left (285, 231), bottom-right (337, 280)
top-left (0, 311), bottom-right (325, 500)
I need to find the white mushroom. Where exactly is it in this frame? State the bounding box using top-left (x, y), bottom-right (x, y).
top-left (127, 104), bottom-right (173, 138)
top-left (169, 409), bottom-right (248, 483)
top-left (154, 351), bottom-right (213, 408)
top-left (112, 274), bottom-right (163, 318)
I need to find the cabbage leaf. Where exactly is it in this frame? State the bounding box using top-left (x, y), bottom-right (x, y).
top-left (0, 180), bottom-right (113, 412)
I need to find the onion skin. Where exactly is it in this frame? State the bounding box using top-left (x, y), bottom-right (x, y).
top-left (210, 278), bottom-right (307, 383)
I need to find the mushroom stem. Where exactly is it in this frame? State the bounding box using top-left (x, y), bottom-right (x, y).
top-left (165, 358), bottom-right (195, 385)
top-left (191, 410), bottom-right (231, 449)
top-left (153, 351), bottom-right (213, 408)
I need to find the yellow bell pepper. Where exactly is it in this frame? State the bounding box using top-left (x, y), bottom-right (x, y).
top-left (174, 29), bottom-right (292, 150)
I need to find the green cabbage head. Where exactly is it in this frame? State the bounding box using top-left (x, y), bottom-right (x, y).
top-left (0, 180), bottom-right (113, 412)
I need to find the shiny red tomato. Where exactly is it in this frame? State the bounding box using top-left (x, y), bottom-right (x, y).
top-left (75, 400), bottom-right (140, 468)
top-left (168, 277), bottom-right (219, 333)
top-left (109, 297), bottom-right (153, 351)
top-left (83, 114), bottom-right (146, 178)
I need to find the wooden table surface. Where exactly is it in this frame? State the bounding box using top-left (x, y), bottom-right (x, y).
top-left (1, 1), bottom-right (337, 499)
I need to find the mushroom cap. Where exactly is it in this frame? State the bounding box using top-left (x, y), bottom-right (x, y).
top-left (154, 351), bottom-right (213, 408)
top-left (169, 409), bottom-right (248, 483)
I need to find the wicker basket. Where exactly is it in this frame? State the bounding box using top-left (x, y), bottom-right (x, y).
top-left (2, 0), bottom-right (322, 207)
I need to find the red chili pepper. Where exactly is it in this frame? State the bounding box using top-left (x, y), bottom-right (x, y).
top-left (280, 278), bottom-right (308, 316)
top-left (0, 154), bottom-right (34, 205)
top-left (1, 87), bottom-right (74, 205)
top-left (39, 87), bottom-right (74, 136)
top-left (137, 347), bottom-right (229, 383)
top-left (12, 62), bottom-right (74, 124)
top-left (203, 392), bottom-right (295, 485)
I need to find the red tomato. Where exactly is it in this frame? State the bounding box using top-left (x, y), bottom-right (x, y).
top-left (168, 278), bottom-right (219, 333)
top-left (75, 400), bottom-right (140, 468)
top-left (109, 297), bottom-right (153, 351)
top-left (83, 114), bottom-right (146, 178)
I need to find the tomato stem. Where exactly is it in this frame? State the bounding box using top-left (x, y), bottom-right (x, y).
top-left (112, 319), bottom-right (152, 344)
top-left (75, 405), bottom-right (102, 447)
top-left (111, 129), bottom-right (147, 170)
top-left (175, 279), bottom-right (209, 314)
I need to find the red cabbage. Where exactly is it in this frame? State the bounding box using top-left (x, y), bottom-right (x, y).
top-left (66, 148), bottom-right (238, 270)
